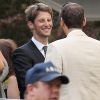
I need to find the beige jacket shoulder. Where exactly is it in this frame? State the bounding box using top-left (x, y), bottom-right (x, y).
top-left (45, 29), bottom-right (100, 100)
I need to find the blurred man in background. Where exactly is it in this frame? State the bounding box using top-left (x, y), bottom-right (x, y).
top-left (25, 61), bottom-right (69, 100)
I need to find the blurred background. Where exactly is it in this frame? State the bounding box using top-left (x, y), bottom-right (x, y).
top-left (0, 0), bottom-right (100, 46)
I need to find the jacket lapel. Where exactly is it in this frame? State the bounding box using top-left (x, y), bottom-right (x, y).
top-left (28, 40), bottom-right (45, 62)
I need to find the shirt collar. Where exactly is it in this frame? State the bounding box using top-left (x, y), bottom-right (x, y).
top-left (32, 37), bottom-right (47, 51)
top-left (67, 29), bottom-right (86, 38)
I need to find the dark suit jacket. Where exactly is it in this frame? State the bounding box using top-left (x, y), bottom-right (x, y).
top-left (12, 40), bottom-right (45, 99)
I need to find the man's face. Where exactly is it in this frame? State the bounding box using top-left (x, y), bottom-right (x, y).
top-left (30, 81), bottom-right (51, 100)
top-left (48, 78), bottom-right (61, 100)
top-left (27, 79), bottom-right (61, 100)
top-left (34, 79), bottom-right (61, 100)
top-left (33, 11), bottom-right (53, 38)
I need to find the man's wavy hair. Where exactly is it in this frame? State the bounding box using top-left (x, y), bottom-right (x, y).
top-left (25, 3), bottom-right (53, 23)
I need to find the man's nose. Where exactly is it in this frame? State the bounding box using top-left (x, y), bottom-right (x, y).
top-left (44, 20), bottom-right (50, 26)
top-left (51, 85), bottom-right (59, 93)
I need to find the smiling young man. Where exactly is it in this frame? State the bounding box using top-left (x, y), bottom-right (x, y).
top-left (12, 3), bottom-right (53, 98)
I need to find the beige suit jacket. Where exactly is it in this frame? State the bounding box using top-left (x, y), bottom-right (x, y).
top-left (45, 29), bottom-right (100, 100)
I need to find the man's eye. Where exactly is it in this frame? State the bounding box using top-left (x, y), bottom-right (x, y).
top-left (39, 20), bottom-right (44, 22)
top-left (47, 19), bottom-right (52, 22)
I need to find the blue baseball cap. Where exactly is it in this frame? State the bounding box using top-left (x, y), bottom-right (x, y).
top-left (25, 61), bottom-right (69, 85)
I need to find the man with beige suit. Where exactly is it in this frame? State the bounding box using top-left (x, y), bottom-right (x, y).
top-left (45, 2), bottom-right (100, 100)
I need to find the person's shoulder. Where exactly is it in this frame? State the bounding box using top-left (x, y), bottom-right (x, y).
top-left (12, 44), bottom-right (28, 58)
top-left (47, 38), bottom-right (67, 52)
top-left (14, 40), bottom-right (31, 53)
top-left (88, 36), bottom-right (100, 45)
top-left (12, 40), bottom-right (35, 58)
top-left (0, 52), bottom-right (5, 71)
top-left (8, 75), bottom-right (17, 81)
top-left (50, 38), bottom-right (67, 46)
top-left (19, 41), bottom-right (30, 50)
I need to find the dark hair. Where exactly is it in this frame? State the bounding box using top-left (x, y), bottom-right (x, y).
top-left (0, 39), bottom-right (17, 77)
top-left (60, 2), bottom-right (84, 28)
top-left (25, 3), bottom-right (53, 23)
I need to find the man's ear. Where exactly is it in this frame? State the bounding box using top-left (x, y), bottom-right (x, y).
top-left (60, 18), bottom-right (68, 35)
top-left (26, 84), bottom-right (35, 95)
top-left (83, 17), bottom-right (87, 27)
top-left (60, 17), bottom-right (64, 28)
top-left (27, 21), bottom-right (34, 30)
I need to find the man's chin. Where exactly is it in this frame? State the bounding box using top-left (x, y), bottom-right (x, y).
top-left (49, 98), bottom-right (58, 100)
top-left (42, 33), bottom-right (51, 37)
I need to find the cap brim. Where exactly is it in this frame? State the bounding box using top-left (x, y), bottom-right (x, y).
top-left (40, 72), bottom-right (69, 84)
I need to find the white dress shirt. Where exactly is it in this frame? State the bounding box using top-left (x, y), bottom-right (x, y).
top-left (32, 37), bottom-right (47, 57)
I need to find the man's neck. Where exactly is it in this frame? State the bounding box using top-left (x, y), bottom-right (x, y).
top-left (32, 35), bottom-right (48, 45)
top-left (66, 28), bottom-right (81, 36)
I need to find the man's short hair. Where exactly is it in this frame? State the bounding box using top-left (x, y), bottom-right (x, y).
top-left (25, 3), bottom-right (53, 23)
top-left (60, 2), bottom-right (84, 28)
